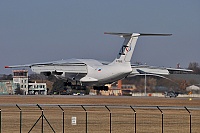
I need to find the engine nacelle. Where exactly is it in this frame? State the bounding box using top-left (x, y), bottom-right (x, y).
top-left (52, 71), bottom-right (63, 75)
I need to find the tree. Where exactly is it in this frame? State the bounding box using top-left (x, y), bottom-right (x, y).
top-left (0, 74), bottom-right (13, 80)
top-left (29, 73), bottom-right (47, 81)
top-left (148, 78), bottom-right (157, 92)
top-left (188, 62), bottom-right (200, 74)
top-left (51, 80), bottom-right (65, 94)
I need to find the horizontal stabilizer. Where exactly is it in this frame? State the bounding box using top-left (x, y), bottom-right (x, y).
top-left (139, 33), bottom-right (172, 36)
top-left (104, 32), bottom-right (133, 37)
top-left (104, 32), bottom-right (172, 37)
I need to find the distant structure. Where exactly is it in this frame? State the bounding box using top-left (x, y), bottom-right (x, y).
top-left (177, 63), bottom-right (181, 69)
top-left (0, 80), bottom-right (16, 95)
top-left (28, 81), bottom-right (47, 95)
top-left (98, 80), bottom-right (136, 96)
top-left (13, 70), bottom-right (47, 95)
top-left (13, 70), bottom-right (29, 94)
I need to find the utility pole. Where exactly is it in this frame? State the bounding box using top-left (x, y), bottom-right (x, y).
top-left (144, 73), bottom-right (147, 96)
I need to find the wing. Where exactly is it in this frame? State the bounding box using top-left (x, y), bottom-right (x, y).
top-left (5, 59), bottom-right (88, 80)
top-left (130, 65), bottom-right (192, 76)
top-left (166, 68), bottom-right (193, 74)
top-left (5, 59), bottom-right (84, 68)
top-left (131, 65), bottom-right (169, 75)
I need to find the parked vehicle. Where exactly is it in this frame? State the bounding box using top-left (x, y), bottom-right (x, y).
top-left (73, 92), bottom-right (85, 96)
top-left (164, 91), bottom-right (179, 98)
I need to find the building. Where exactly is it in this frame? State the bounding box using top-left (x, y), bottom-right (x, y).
top-left (97, 80), bottom-right (136, 96)
top-left (13, 70), bottom-right (29, 95)
top-left (28, 81), bottom-right (47, 95)
top-left (0, 80), bottom-right (17, 95)
top-left (12, 70), bottom-right (47, 95)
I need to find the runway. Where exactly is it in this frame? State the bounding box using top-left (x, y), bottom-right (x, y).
top-left (0, 95), bottom-right (199, 107)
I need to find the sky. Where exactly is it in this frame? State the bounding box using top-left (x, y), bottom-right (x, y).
top-left (0, 0), bottom-right (200, 74)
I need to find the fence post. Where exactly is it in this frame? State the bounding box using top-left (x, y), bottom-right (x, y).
top-left (130, 106), bottom-right (136, 133)
top-left (0, 109), bottom-right (1, 133)
top-left (28, 104), bottom-right (55, 133)
top-left (157, 106), bottom-right (163, 133)
top-left (16, 104), bottom-right (22, 133)
top-left (105, 105), bottom-right (111, 133)
top-left (184, 106), bottom-right (191, 133)
top-left (81, 105), bottom-right (87, 133)
top-left (58, 105), bottom-right (65, 133)
top-left (37, 104), bottom-right (44, 133)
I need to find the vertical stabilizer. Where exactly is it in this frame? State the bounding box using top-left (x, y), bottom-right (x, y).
top-left (105, 32), bottom-right (140, 63)
top-left (104, 32), bottom-right (172, 64)
top-left (117, 33), bottom-right (139, 62)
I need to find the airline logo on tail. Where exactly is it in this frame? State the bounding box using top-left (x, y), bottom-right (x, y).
top-left (119, 45), bottom-right (132, 56)
top-left (125, 46), bottom-right (131, 52)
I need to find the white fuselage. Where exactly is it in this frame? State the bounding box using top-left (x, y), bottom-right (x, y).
top-left (30, 58), bottom-right (132, 86)
top-left (79, 59), bottom-right (132, 86)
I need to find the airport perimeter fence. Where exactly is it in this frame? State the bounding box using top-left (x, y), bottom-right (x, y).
top-left (0, 104), bottom-right (199, 133)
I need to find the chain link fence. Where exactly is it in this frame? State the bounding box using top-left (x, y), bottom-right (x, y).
top-left (0, 104), bottom-right (199, 133)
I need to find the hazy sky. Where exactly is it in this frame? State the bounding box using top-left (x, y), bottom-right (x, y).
top-left (1, 0), bottom-right (200, 74)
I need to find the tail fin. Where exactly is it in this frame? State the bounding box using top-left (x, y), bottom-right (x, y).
top-left (105, 32), bottom-right (172, 63)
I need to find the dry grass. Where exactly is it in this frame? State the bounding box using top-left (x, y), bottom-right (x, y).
top-left (0, 95), bottom-right (199, 133)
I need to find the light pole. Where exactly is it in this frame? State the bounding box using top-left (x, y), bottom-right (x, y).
top-left (144, 73), bottom-right (147, 96)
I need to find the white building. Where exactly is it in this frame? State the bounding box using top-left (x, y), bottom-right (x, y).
top-left (13, 70), bottom-right (29, 95)
top-left (13, 70), bottom-right (47, 95)
top-left (28, 81), bottom-right (47, 95)
top-left (186, 85), bottom-right (200, 91)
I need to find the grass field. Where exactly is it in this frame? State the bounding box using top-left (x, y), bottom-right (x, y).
top-left (0, 95), bottom-right (199, 133)
top-left (0, 95), bottom-right (199, 106)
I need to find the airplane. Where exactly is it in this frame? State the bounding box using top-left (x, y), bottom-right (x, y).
top-left (5, 32), bottom-right (191, 90)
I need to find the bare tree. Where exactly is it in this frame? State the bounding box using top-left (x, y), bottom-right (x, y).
top-left (188, 62), bottom-right (200, 74)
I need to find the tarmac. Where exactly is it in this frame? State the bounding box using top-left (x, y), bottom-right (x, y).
top-left (0, 95), bottom-right (199, 107)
